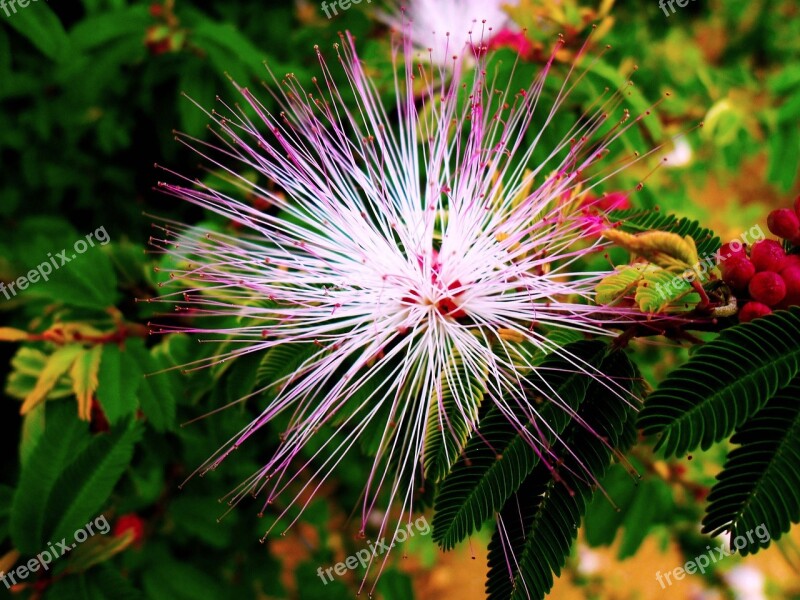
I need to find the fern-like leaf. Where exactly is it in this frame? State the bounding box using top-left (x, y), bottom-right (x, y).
top-left (638, 307), bottom-right (800, 457)
top-left (424, 351), bottom-right (488, 482)
top-left (485, 350), bottom-right (639, 600)
top-left (432, 341), bottom-right (610, 550)
top-left (701, 378), bottom-right (800, 554)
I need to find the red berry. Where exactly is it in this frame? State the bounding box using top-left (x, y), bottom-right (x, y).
top-left (750, 240), bottom-right (787, 272)
top-left (777, 266), bottom-right (800, 309)
top-left (784, 255), bottom-right (800, 270)
top-left (795, 195), bottom-right (800, 218)
top-left (768, 209), bottom-right (800, 240)
top-left (739, 302), bottom-right (773, 323)
top-left (149, 3), bottom-right (163, 17)
top-left (748, 271), bottom-right (787, 307)
top-left (718, 241), bottom-right (747, 261)
top-left (114, 514), bottom-right (146, 546)
top-left (721, 257), bottom-right (756, 291)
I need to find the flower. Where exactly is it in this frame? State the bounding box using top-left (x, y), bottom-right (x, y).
top-left (378, 0), bottom-right (513, 65)
top-left (153, 25), bottom-right (663, 586)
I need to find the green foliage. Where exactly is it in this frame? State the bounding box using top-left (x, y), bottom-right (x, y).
top-left (432, 341), bottom-right (627, 551)
top-left (10, 402), bottom-right (140, 554)
top-left (638, 307), bottom-right (800, 457)
top-left (484, 349), bottom-right (640, 600)
top-left (423, 350), bottom-right (487, 483)
top-left (702, 378), bottom-right (800, 554)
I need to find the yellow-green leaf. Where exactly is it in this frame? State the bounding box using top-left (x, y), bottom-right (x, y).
top-left (71, 346), bottom-right (103, 421)
top-left (20, 345), bottom-right (83, 415)
top-left (0, 328), bottom-right (29, 342)
top-left (596, 264), bottom-right (656, 306)
top-left (635, 269), bottom-right (702, 314)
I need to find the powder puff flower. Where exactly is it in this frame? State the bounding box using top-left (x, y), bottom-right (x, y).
top-left (151, 23), bottom-right (666, 586)
top-left (378, 0), bottom-right (513, 65)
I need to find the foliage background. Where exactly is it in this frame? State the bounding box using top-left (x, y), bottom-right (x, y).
top-left (0, 0), bottom-right (799, 598)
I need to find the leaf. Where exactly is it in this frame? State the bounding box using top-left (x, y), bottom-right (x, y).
top-left (701, 378), bottom-right (800, 554)
top-left (638, 307), bottom-right (800, 457)
top-left (96, 343), bottom-right (143, 424)
top-left (0, 485), bottom-right (13, 543)
top-left (596, 264), bottom-right (653, 306)
top-left (129, 341), bottom-right (177, 432)
top-left (71, 345), bottom-right (103, 421)
top-left (0, 327), bottom-right (28, 341)
top-left (10, 402), bottom-right (89, 554)
top-left (634, 268), bottom-right (701, 314)
top-left (424, 350), bottom-right (488, 482)
top-left (1, 1), bottom-right (71, 62)
top-left (485, 349), bottom-right (639, 600)
top-left (432, 341), bottom-right (610, 550)
top-left (30, 246), bottom-right (118, 311)
top-left (6, 347), bottom-right (73, 401)
top-left (42, 564), bottom-right (144, 600)
top-left (20, 344), bottom-right (83, 415)
top-left (602, 229), bottom-right (699, 270)
top-left (607, 209), bottom-right (721, 260)
top-left (44, 423), bottom-right (140, 545)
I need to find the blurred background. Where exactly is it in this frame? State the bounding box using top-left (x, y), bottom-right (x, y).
top-left (0, 0), bottom-right (799, 598)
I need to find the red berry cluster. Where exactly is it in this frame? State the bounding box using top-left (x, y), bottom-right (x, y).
top-left (720, 198), bottom-right (800, 323)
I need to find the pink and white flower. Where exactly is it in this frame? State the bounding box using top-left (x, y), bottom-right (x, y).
top-left (151, 24), bottom-right (665, 587)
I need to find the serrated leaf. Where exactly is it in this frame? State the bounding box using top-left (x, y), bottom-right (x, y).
top-left (1, 1), bottom-right (71, 62)
top-left (44, 424), bottom-right (141, 545)
top-left (639, 307), bottom-right (800, 457)
top-left (71, 345), bottom-right (103, 421)
top-left (97, 344), bottom-right (143, 424)
top-left (129, 341), bottom-right (177, 432)
top-left (10, 402), bottom-right (90, 554)
top-left (20, 344), bottom-right (83, 415)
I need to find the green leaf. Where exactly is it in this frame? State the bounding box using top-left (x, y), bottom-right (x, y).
top-left (0, 485), bottom-right (13, 543)
top-left (44, 423), bottom-right (141, 545)
top-left (702, 378), bottom-right (800, 554)
top-left (1, 1), bottom-right (71, 62)
top-left (129, 341), bottom-right (177, 432)
top-left (607, 209), bottom-right (721, 260)
top-left (635, 268), bottom-right (701, 314)
top-left (30, 246), bottom-right (119, 311)
top-left (424, 349), bottom-right (488, 482)
top-left (639, 307), bottom-right (800, 457)
top-left (485, 349), bottom-right (639, 600)
top-left (142, 559), bottom-right (227, 600)
top-left (432, 341), bottom-right (610, 550)
top-left (10, 402), bottom-right (90, 554)
top-left (97, 343), bottom-right (143, 424)
top-left (42, 564), bottom-right (144, 600)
